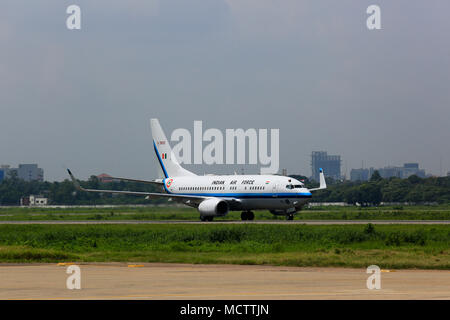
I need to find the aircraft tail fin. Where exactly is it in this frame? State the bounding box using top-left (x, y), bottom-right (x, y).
top-left (150, 118), bottom-right (196, 178)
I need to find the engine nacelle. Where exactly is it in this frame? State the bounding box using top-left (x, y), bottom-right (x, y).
top-left (198, 198), bottom-right (229, 217)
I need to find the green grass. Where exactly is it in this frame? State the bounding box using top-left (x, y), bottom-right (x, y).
top-left (0, 224), bottom-right (448, 269)
top-left (0, 204), bottom-right (450, 221)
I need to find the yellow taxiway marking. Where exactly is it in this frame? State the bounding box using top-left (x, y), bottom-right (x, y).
top-left (127, 265), bottom-right (145, 268)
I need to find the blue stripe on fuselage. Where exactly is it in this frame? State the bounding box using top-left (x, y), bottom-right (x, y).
top-left (164, 191), bottom-right (312, 199)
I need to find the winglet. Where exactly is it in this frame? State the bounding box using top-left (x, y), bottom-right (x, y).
top-left (319, 168), bottom-right (326, 189)
top-left (310, 168), bottom-right (327, 192)
top-left (67, 169), bottom-right (84, 191)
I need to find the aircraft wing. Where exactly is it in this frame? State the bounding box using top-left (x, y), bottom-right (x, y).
top-left (108, 176), bottom-right (164, 185)
top-left (67, 169), bottom-right (205, 205)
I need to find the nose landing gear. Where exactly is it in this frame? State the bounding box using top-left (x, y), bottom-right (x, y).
top-left (200, 216), bottom-right (214, 222)
top-left (241, 211), bottom-right (255, 221)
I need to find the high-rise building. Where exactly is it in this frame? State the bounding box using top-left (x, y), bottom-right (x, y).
top-left (17, 164), bottom-right (44, 181)
top-left (311, 151), bottom-right (341, 181)
top-left (0, 164), bottom-right (44, 182)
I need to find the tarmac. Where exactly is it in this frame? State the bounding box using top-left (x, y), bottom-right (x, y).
top-left (0, 263), bottom-right (449, 300)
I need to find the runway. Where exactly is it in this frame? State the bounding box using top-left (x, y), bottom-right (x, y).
top-left (0, 263), bottom-right (448, 299)
top-left (0, 220), bottom-right (448, 225)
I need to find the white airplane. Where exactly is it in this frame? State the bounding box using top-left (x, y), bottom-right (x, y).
top-left (67, 119), bottom-right (326, 221)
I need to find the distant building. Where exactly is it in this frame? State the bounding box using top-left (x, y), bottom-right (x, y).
top-left (311, 151), bottom-right (341, 181)
top-left (350, 168), bottom-right (373, 182)
top-left (447, 171), bottom-right (450, 177)
top-left (17, 164), bottom-right (44, 181)
top-left (0, 164), bottom-right (44, 181)
top-left (402, 163), bottom-right (426, 178)
top-left (0, 165), bottom-right (10, 182)
top-left (281, 168), bottom-right (287, 176)
top-left (97, 173), bottom-right (113, 183)
top-left (350, 163), bottom-right (426, 181)
top-left (20, 195), bottom-right (48, 206)
top-left (378, 163), bottom-right (425, 179)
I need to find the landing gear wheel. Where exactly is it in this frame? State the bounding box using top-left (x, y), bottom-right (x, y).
top-left (241, 211), bottom-right (255, 221)
top-left (286, 214), bottom-right (294, 221)
top-left (200, 216), bottom-right (206, 222)
top-left (206, 216), bottom-right (214, 222)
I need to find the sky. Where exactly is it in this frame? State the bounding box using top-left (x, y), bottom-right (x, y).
top-left (1, 0), bottom-right (449, 181)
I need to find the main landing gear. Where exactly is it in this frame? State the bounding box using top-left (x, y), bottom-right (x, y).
top-left (241, 211), bottom-right (255, 221)
top-left (200, 216), bottom-right (214, 222)
top-left (286, 213), bottom-right (294, 221)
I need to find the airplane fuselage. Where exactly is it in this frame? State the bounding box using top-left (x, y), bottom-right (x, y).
top-left (163, 175), bottom-right (312, 211)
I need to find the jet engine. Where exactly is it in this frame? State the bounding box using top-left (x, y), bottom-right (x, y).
top-left (198, 198), bottom-right (229, 217)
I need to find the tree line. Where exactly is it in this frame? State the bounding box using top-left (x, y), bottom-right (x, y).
top-left (0, 175), bottom-right (163, 205)
top-left (299, 171), bottom-right (450, 205)
top-left (0, 171), bottom-right (449, 206)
